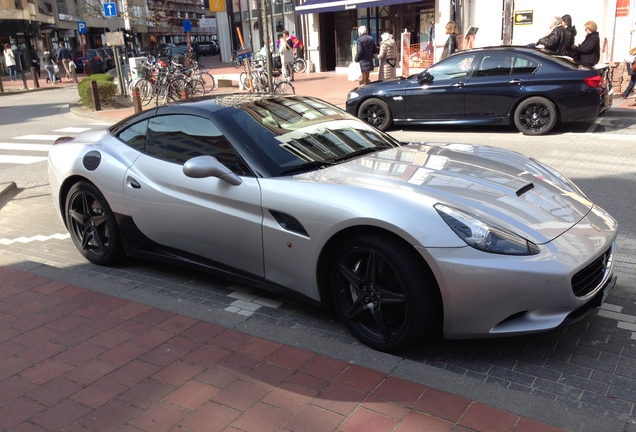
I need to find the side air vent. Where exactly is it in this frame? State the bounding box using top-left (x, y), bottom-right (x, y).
top-left (269, 210), bottom-right (309, 237)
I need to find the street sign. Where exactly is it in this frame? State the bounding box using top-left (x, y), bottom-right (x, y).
top-left (208, 0), bottom-right (226, 12)
top-left (78, 21), bottom-right (87, 34)
top-left (237, 49), bottom-right (252, 61)
top-left (103, 2), bottom-right (117, 17)
top-left (107, 18), bottom-right (119, 32)
top-left (183, 20), bottom-right (191, 33)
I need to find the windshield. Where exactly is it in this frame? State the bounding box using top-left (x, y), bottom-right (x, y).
top-left (217, 95), bottom-right (400, 176)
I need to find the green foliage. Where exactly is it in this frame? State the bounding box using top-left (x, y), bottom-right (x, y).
top-left (77, 74), bottom-right (117, 110)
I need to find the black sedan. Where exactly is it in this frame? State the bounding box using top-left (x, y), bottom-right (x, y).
top-left (346, 46), bottom-right (612, 135)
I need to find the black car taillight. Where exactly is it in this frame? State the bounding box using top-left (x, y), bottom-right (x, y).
top-left (583, 75), bottom-right (604, 88)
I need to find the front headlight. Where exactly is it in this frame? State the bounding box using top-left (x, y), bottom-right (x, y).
top-left (348, 91), bottom-right (359, 100)
top-left (434, 204), bottom-right (540, 255)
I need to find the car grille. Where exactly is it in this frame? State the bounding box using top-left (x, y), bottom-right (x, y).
top-left (571, 247), bottom-right (613, 298)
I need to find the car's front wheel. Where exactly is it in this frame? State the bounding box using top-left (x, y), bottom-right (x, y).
top-left (513, 96), bottom-right (558, 135)
top-left (331, 234), bottom-right (441, 352)
top-left (65, 181), bottom-right (123, 266)
top-left (358, 98), bottom-right (392, 131)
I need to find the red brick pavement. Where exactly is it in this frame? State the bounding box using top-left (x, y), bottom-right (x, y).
top-left (0, 266), bottom-right (570, 432)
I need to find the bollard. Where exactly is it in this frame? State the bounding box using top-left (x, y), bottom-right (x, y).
top-left (132, 86), bottom-right (142, 113)
top-left (0, 76), bottom-right (3, 93)
top-left (31, 67), bottom-right (40, 89)
top-left (90, 80), bottom-right (101, 111)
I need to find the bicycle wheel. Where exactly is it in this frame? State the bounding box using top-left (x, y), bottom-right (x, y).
top-left (199, 71), bottom-right (215, 93)
top-left (187, 78), bottom-right (205, 97)
top-left (294, 58), bottom-right (307, 74)
top-left (274, 81), bottom-right (295, 95)
top-left (239, 71), bottom-right (251, 90)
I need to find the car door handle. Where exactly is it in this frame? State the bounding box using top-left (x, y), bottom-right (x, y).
top-left (128, 178), bottom-right (141, 189)
top-left (451, 83), bottom-right (464, 88)
top-left (508, 79), bottom-right (523, 84)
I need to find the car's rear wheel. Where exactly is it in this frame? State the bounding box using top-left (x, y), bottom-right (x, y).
top-left (513, 96), bottom-right (557, 135)
top-left (331, 234), bottom-right (441, 352)
top-left (65, 181), bottom-right (123, 266)
top-left (358, 98), bottom-right (392, 131)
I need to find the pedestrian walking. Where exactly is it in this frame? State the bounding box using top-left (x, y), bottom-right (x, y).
top-left (622, 47), bottom-right (636, 99)
top-left (3, 43), bottom-right (18, 81)
top-left (279, 30), bottom-right (294, 81)
top-left (377, 32), bottom-right (397, 81)
top-left (43, 48), bottom-right (57, 84)
top-left (440, 21), bottom-right (459, 60)
top-left (56, 42), bottom-right (73, 81)
top-left (573, 21), bottom-right (600, 67)
top-left (354, 25), bottom-right (379, 85)
top-left (31, 46), bottom-right (41, 78)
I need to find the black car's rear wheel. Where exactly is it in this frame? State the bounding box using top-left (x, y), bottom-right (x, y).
top-left (513, 96), bottom-right (557, 136)
top-left (331, 234), bottom-right (441, 352)
top-left (65, 181), bottom-right (123, 266)
top-left (358, 98), bottom-right (392, 131)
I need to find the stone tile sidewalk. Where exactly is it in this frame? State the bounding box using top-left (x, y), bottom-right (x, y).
top-left (0, 266), bottom-right (568, 432)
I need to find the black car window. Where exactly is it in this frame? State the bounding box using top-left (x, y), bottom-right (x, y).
top-left (428, 53), bottom-right (476, 81)
top-left (511, 55), bottom-right (538, 74)
top-left (145, 114), bottom-right (250, 175)
top-left (476, 55), bottom-right (513, 76)
top-left (117, 119), bottom-right (148, 151)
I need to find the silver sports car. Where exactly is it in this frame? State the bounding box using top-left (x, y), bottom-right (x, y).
top-left (48, 94), bottom-right (617, 352)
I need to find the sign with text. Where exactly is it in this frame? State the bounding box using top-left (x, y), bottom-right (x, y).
top-left (209, 0), bottom-right (226, 12)
top-left (514, 10), bottom-right (533, 25)
top-left (78, 21), bottom-right (87, 34)
top-left (183, 19), bottom-right (192, 33)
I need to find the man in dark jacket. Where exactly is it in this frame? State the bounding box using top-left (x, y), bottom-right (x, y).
top-left (537, 16), bottom-right (568, 55)
top-left (354, 25), bottom-right (378, 85)
top-left (56, 42), bottom-right (73, 81)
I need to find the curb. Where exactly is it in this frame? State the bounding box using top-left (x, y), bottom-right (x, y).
top-left (0, 181), bottom-right (17, 199)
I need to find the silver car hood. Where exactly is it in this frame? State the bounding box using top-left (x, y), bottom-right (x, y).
top-left (297, 143), bottom-right (595, 243)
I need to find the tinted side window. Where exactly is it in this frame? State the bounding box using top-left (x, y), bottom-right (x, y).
top-left (117, 119), bottom-right (148, 151)
top-left (512, 56), bottom-right (539, 74)
top-left (146, 115), bottom-right (250, 175)
top-left (476, 55), bottom-right (513, 76)
top-left (429, 54), bottom-right (476, 81)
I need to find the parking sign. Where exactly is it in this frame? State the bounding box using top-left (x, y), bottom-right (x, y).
top-left (78, 21), bottom-right (87, 34)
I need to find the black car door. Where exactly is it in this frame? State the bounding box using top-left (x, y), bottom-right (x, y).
top-left (463, 53), bottom-right (538, 121)
top-left (401, 52), bottom-right (477, 120)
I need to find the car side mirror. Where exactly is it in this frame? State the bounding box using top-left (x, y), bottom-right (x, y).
top-left (183, 155), bottom-right (242, 186)
top-left (417, 71), bottom-right (434, 84)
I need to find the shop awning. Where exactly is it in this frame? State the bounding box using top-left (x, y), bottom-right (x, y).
top-left (295, 0), bottom-right (416, 15)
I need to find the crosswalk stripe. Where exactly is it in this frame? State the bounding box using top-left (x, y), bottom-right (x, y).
top-left (0, 143), bottom-right (52, 151)
top-left (0, 155), bottom-right (48, 164)
top-left (54, 127), bottom-right (92, 133)
top-left (14, 134), bottom-right (63, 141)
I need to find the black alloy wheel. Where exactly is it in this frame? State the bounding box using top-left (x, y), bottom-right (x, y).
top-left (358, 98), bottom-right (392, 131)
top-left (331, 234), bottom-right (441, 352)
top-left (513, 96), bottom-right (558, 136)
top-left (65, 181), bottom-right (123, 266)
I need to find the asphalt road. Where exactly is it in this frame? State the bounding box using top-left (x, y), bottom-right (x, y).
top-left (2, 87), bottom-right (636, 431)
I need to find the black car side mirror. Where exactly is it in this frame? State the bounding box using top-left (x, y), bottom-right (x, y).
top-left (417, 71), bottom-right (434, 84)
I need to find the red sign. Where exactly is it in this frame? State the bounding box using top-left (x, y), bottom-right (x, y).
top-left (617, 0), bottom-right (629, 17)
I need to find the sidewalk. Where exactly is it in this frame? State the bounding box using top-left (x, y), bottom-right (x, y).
top-left (0, 265), bottom-right (570, 432)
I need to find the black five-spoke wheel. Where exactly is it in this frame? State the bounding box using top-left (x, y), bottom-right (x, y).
top-left (358, 98), bottom-right (392, 131)
top-left (331, 234), bottom-right (441, 351)
top-left (65, 181), bottom-right (123, 266)
top-left (513, 96), bottom-right (558, 136)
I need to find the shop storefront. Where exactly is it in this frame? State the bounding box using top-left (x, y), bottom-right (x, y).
top-left (230, 0), bottom-right (298, 53)
top-left (296, 0), bottom-right (434, 71)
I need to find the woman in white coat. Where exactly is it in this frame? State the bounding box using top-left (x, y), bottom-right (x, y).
top-left (377, 32), bottom-right (397, 81)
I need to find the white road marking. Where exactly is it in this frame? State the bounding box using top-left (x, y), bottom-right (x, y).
top-left (54, 127), bottom-right (92, 133)
top-left (14, 134), bottom-right (63, 141)
top-left (0, 143), bottom-right (52, 151)
top-left (0, 155), bottom-right (48, 164)
top-left (0, 233), bottom-right (70, 245)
